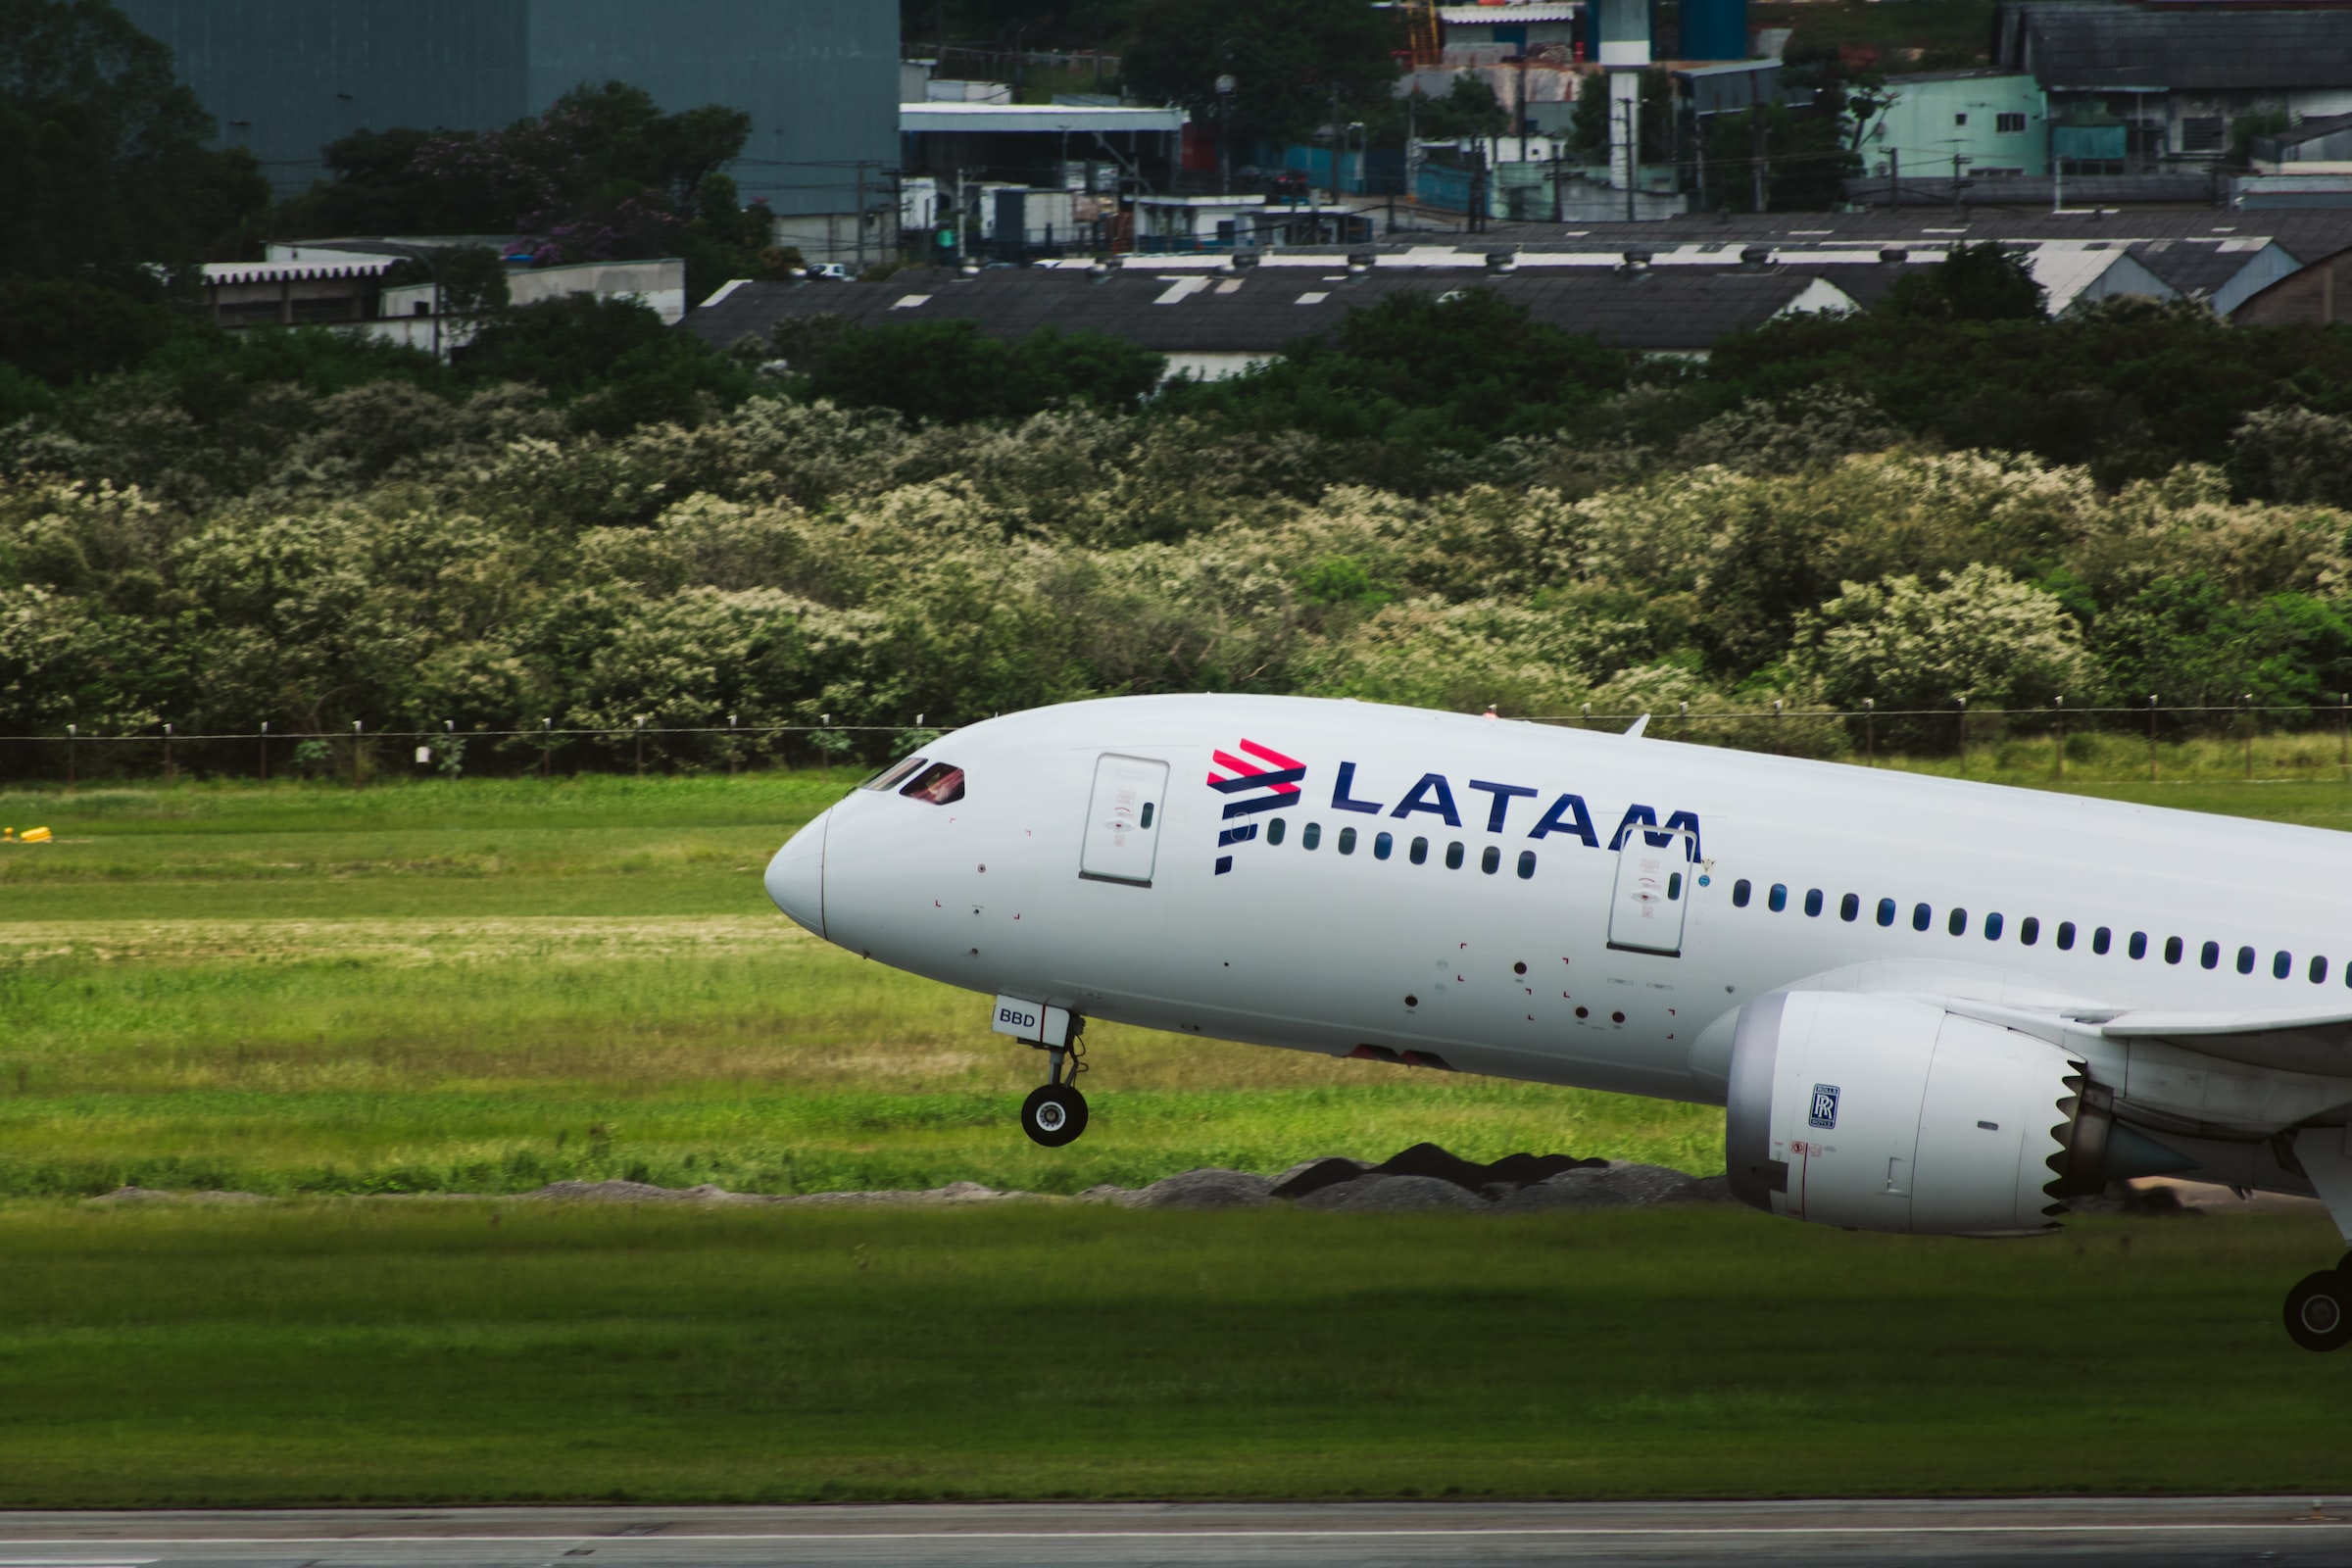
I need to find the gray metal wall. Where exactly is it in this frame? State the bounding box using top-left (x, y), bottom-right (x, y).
top-left (116, 0), bottom-right (895, 214)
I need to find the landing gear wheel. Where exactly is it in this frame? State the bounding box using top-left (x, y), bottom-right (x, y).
top-left (1021, 1083), bottom-right (1089, 1148)
top-left (2285, 1270), bottom-right (2352, 1352)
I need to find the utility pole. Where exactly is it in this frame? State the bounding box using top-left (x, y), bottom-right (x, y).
top-left (854, 162), bottom-right (867, 272)
top-left (1623, 98), bottom-right (1637, 221)
top-left (1887, 147), bottom-right (1898, 208)
top-left (1751, 94), bottom-right (1768, 212)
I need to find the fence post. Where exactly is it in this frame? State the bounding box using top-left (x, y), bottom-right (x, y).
top-left (1863, 698), bottom-right (1875, 767)
top-left (2052, 695), bottom-right (2063, 782)
top-left (1771, 699), bottom-right (1783, 756)
top-left (728, 712), bottom-right (739, 778)
top-left (352, 720), bottom-right (364, 789)
top-left (2244, 693), bottom-right (2255, 780)
top-left (2339, 692), bottom-right (2347, 773)
top-left (2147, 694), bottom-right (2159, 782)
top-left (163, 722), bottom-right (174, 787)
top-left (634, 716), bottom-right (646, 778)
top-left (66, 722), bottom-right (75, 790)
top-left (1956, 697), bottom-right (1967, 776)
top-left (1581, 702), bottom-right (1592, 730)
top-left (1678, 699), bottom-right (1690, 741)
top-left (542, 717), bottom-right (552, 780)
top-left (259, 719), bottom-right (270, 783)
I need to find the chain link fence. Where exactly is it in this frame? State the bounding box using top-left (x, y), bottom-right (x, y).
top-left (3, 700), bottom-right (2350, 785)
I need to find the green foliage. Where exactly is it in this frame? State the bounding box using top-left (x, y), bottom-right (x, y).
top-left (0, 279), bottom-right (201, 385)
top-left (1883, 240), bottom-right (2047, 322)
top-left (0, 0), bottom-right (267, 289)
top-left (456, 295), bottom-right (753, 432)
top-left (1124, 0), bottom-right (1399, 144)
top-left (798, 319), bottom-right (1166, 423)
top-left (1163, 288), bottom-right (1630, 456)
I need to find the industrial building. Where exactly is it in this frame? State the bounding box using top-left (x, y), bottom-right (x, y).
top-left (113, 0), bottom-right (896, 222)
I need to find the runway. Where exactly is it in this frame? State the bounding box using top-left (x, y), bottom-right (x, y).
top-left (2, 1498), bottom-right (2348, 1568)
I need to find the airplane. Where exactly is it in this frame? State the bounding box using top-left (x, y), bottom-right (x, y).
top-left (765, 693), bottom-right (2352, 1351)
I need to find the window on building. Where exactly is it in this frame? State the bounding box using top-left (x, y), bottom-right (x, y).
top-left (1996, 112), bottom-right (2026, 133)
top-left (2181, 116), bottom-right (2226, 153)
top-left (1954, 112), bottom-right (1969, 126)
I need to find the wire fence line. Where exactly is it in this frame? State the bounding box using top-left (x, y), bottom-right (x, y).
top-left (5, 697), bottom-right (2352, 786)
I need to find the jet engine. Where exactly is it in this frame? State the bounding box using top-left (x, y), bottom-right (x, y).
top-left (1724, 991), bottom-right (2186, 1237)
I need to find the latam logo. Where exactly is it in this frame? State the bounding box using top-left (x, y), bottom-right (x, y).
top-left (1206, 743), bottom-right (1702, 876)
top-left (1208, 739), bottom-right (1305, 874)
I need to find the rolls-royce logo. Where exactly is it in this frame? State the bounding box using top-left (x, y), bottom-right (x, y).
top-left (1809, 1084), bottom-right (1841, 1130)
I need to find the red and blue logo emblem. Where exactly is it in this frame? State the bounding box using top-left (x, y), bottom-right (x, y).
top-left (1207, 739), bottom-right (1304, 874)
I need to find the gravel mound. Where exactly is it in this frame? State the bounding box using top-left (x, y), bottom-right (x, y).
top-left (1296, 1173), bottom-right (1490, 1212)
top-left (1268, 1156), bottom-right (1371, 1200)
top-left (1115, 1168), bottom-right (1273, 1210)
top-left (1491, 1162), bottom-right (1717, 1213)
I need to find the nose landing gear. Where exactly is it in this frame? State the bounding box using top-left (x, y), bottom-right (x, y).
top-left (2285, 1256), bottom-right (2352, 1353)
top-left (1019, 1024), bottom-right (1089, 1148)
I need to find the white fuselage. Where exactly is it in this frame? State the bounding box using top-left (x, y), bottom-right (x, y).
top-left (767, 694), bottom-right (2352, 1194)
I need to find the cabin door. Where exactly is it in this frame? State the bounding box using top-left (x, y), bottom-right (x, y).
top-left (1606, 827), bottom-right (1693, 956)
top-left (1079, 754), bottom-right (1168, 887)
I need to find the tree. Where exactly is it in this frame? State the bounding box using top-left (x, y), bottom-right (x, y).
top-left (1883, 240), bottom-right (2047, 322)
top-left (1125, 0), bottom-right (1397, 146)
top-left (457, 294), bottom-right (752, 433)
top-left (800, 319), bottom-right (1166, 423)
top-left (0, 0), bottom-right (268, 288)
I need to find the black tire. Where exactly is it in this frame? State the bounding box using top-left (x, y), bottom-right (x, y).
top-left (1020, 1083), bottom-right (1088, 1149)
top-left (2285, 1270), bottom-right (2352, 1352)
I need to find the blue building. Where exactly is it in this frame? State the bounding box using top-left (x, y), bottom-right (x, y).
top-left (114, 0), bottom-right (896, 217)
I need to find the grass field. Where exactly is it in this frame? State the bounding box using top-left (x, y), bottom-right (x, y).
top-left (4, 747), bottom-right (2352, 1198)
top-left (3, 748), bottom-right (2350, 1505)
top-left (2, 1200), bottom-right (2346, 1505)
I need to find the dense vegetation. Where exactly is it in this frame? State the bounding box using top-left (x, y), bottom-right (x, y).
top-left (10, 246), bottom-right (2352, 767)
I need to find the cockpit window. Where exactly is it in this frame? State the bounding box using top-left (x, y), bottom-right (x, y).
top-left (863, 756), bottom-right (928, 791)
top-left (900, 762), bottom-right (966, 805)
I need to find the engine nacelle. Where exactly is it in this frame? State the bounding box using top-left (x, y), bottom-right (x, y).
top-left (1725, 992), bottom-right (2092, 1237)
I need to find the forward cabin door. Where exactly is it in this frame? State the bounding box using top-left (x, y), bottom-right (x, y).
top-left (1079, 754), bottom-right (1168, 887)
top-left (1606, 826), bottom-right (1693, 956)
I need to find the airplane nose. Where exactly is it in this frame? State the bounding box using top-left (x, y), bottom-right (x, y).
top-left (765, 809), bottom-right (828, 937)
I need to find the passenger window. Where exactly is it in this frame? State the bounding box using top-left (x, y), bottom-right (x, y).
top-left (1912, 903), bottom-right (1931, 931)
top-left (1876, 898), bottom-right (1895, 927)
top-left (1409, 836), bottom-right (1429, 864)
top-left (1804, 889), bottom-right (1824, 917)
top-left (1302, 822), bottom-right (1322, 851)
top-left (1768, 883), bottom-right (1788, 912)
top-left (2093, 926), bottom-right (2111, 955)
top-left (1446, 841), bottom-right (1465, 870)
top-left (2164, 936), bottom-right (2182, 964)
top-left (1374, 831), bottom-right (1393, 859)
top-left (900, 763), bottom-right (966, 804)
top-left (1481, 845), bottom-right (1499, 874)
top-left (2200, 941), bottom-right (2220, 970)
top-left (863, 755), bottom-right (928, 791)
top-left (2131, 931), bottom-right (2148, 959)
top-left (1668, 870), bottom-right (1683, 899)
top-left (1267, 817), bottom-right (1287, 846)
top-left (2314, 955), bottom-right (2330, 984)
top-left (2056, 921), bottom-right (2076, 951)
top-left (1838, 893), bottom-right (1859, 922)
top-left (2276, 951), bottom-right (2293, 980)
top-left (1949, 907), bottom-right (1969, 937)
top-left (2232, 944), bottom-right (2251, 973)
top-left (1338, 826), bottom-right (1357, 855)
top-left (1517, 851), bottom-right (1537, 880)
top-left (2020, 916), bottom-right (2039, 947)
top-left (1733, 879), bottom-right (1751, 907)
top-left (1984, 912), bottom-right (2004, 941)
top-left (1139, 802), bottom-right (1154, 829)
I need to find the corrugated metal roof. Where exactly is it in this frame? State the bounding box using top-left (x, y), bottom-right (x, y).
top-left (685, 265), bottom-right (1853, 357)
top-left (2006, 4), bottom-right (2352, 90)
top-left (203, 260), bottom-right (396, 285)
top-left (1438, 4), bottom-right (1582, 22)
top-left (901, 103), bottom-right (1186, 133)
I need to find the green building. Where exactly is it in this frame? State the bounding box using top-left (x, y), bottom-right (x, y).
top-left (1858, 69), bottom-right (2050, 184)
top-left (113, 0), bottom-right (895, 216)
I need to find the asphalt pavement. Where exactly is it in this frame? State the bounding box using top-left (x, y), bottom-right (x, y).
top-left (3, 1499), bottom-right (2349, 1568)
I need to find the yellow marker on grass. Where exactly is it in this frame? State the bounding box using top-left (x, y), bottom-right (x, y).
top-left (20, 826), bottom-right (51, 843)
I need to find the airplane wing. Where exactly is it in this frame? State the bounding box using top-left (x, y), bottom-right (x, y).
top-left (2089, 1004), bottom-right (2352, 1077)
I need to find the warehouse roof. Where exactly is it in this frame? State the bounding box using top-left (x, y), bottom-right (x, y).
top-left (900, 102), bottom-right (1186, 134)
top-left (685, 264), bottom-right (1858, 358)
top-left (2000, 3), bottom-right (2352, 91)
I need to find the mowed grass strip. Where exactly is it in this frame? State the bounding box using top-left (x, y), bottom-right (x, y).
top-left (0, 917), bottom-right (1720, 1195)
top-left (0, 1200), bottom-right (2341, 1506)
